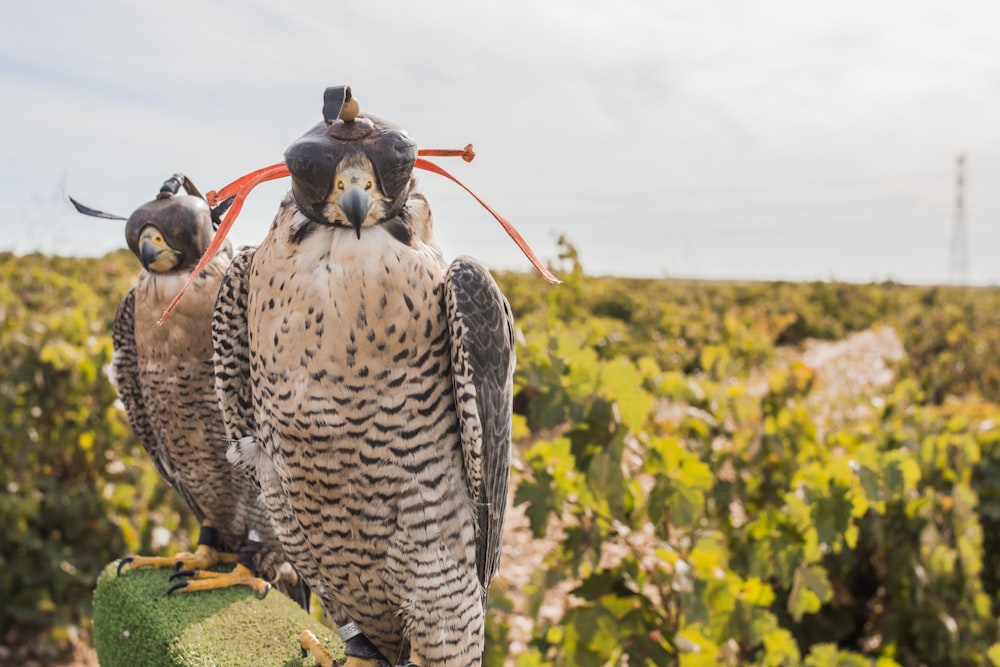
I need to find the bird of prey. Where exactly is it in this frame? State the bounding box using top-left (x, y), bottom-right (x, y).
top-left (212, 86), bottom-right (516, 666)
top-left (75, 175), bottom-right (305, 605)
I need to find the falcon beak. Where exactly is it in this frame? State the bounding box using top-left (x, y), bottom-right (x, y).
top-left (341, 186), bottom-right (370, 239)
top-left (139, 226), bottom-right (180, 272)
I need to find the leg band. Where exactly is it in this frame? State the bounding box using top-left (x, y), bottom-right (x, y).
top-left (197, 525), bottom-right (224, 551)
top-left (338, 623), bottom-right (383, 660)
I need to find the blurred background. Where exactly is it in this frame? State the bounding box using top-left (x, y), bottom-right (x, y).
top-left (4, 2), bottom-right (1000, 666)
top-left (2, 0), bottom-right (998, 283)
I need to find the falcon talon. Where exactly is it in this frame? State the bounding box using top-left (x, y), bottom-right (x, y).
top-left (166, 581), bottom-right (189, 596)
top-left (255, 582), bottom-right (272, 600)
top-left (116, 557), bottom-right (134, 576)
top-left (299, 630), bottom-right (336, 667)
top-left (169, 569), bottom-right (196, 581)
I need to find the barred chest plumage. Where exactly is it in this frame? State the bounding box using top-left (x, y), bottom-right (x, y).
top-left (248, 218), bottom-right (458, 465)
top-left (245, 208), bottom-right (481, 662)
top-left (129, 261), bottom-right (248, 538)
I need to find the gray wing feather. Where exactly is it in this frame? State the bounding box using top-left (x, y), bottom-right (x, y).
top-left (445, 256), bottom-right (515, 599)
top-left (111, 289), bottom-right (205, 522)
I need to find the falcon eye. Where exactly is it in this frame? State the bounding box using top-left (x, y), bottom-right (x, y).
top-left (364, 181), bottom-right (373, 191)
top-left (336, 181), bottom-right (345, 191)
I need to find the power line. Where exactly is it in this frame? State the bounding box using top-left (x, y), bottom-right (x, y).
top-left (949, 154), bottom-right (968, 284)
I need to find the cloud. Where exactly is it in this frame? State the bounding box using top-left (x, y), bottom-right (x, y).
top-left (2, 0), bottom-right (1000, 282)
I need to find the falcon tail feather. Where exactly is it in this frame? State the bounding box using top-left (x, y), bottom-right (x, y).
top-left (68, 197), bottom-right (127, 221)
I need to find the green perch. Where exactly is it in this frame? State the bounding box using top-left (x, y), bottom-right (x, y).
top-left (93, 560), bottom-right (343, 667)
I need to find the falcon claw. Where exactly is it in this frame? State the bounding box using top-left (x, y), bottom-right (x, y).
top-left (300, 630), bottom-right (336, 667)
top-left (117, 557), bottom-right (135, 576)
top-left (159, 563), bottom-right (271, 597)
top-left (166, 580), bottom-right (189, 595)
top-left (174, 560), bottom-right (186, 573)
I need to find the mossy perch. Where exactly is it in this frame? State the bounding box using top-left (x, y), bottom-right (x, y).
top-left (93, 560), bottom-right (343, 667)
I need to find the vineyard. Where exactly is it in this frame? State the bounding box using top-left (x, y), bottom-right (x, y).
top-left (3, 241), bottom-right (1000, 666)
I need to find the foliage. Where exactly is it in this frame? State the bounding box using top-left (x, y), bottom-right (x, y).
top-left (7, 243), bottom-right (1000, 665)
top-left (894, 286), bottom-right (1000, 404)
top-left (0, 251), bottom-right (197, 663)
top-left (491, 240), bottom-right (1000, 667)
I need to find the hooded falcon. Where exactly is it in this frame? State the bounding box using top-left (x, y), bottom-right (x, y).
top-left (82, 175), bottom-right (305, 604)
top-left (213, 87), bottom-right (515, 666)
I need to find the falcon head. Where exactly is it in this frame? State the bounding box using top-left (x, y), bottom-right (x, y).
top-left (320, 152), bottom-right (391, 238)
top-left (124, 194), bottom-right (215, 274)
top-left (284, 85), bottom-right (417, 235)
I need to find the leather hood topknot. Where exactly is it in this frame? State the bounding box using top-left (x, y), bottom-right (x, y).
top-left (283, 85), bottom-right (418, 224)
top-left (124, 181), bottom-right (215, 272)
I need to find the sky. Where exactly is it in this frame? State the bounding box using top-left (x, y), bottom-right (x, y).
top-left (2, 0), bottom-right (999, 284)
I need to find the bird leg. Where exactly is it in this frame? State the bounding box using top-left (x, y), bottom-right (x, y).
top-left (167, 562), bottom-right (271, 597)
top-left (232, 536), bottom-right (310, 609)
top-left (167, 535), bottom-right (273, 598)
top-left (300, 624), bottom-right (393, 667)
top-left (300, 630), bottom-right (337, 667)
top-left (340, 623), bottom-right (392, 667)
top-left (273, 561), bottom-right (312, 610)
top-left (116, 526), bottom-right (237, 575)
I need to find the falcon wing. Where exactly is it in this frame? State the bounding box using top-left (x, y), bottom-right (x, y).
top-left (111, 288), bottom-right (205, 522)
top-left (444, 256), bottom-right (515, 598)
top-left (212, 246), bottom-right (258, 449)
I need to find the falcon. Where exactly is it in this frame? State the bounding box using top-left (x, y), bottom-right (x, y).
top-left (75, 175), bottom-right (305, 605)
top-left (212, 87), bottom-right (516, 666)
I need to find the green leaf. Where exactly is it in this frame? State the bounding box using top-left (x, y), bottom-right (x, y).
top-left (599, 357), bottom-right (654, 432)
top-left (561, 605), bottom-right (615, 667)
top-left (528, 387), bottom-right (569, 429)
top-left (762, 627), bottom-right (801, 666)
top-left (514, 648), bottom-right (553, 667)
top-left (670, 479), bottom-right (707, 528)
top-left (571, 569), bottom-right (629, 601)
top-left (644, 436), bottom-right (711, 527)
top-left (702, 577), bottom-right (736, 614)
top-left (676, 624), bottom-right (721, 667)
top-left (739, 577), bottom-right (776, 607)
top-left (700, 344), bottom-right (731, 379)
top-left (803, 643), bottom-right (838, 667)
top-left (788, 564), bottom-right (832, 622)
top-left (689, 535), bottom-right (728, 577)
top-left (515, 438), bottom-right (582, 538)
top-left (513, 475), bottom-right (556, 538)
top-left (679, 457), bottom-right (714, 492)
top-left (586, 451), bottom-right (627, 521)
top-left (987, 643), bottom-right (1000, 667)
